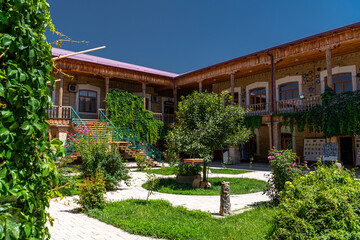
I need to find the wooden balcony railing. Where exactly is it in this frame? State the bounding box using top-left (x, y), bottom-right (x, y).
top-left (46, 105), bottom-right (72, 119)
top-left (276, 96), bottom-right (322, 114)
top-left (153, 112), bottom-right (174, 124)
top-left (245, 103), bottom-right (271, 116)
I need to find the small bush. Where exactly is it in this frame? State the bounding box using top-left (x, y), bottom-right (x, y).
top-left (75, 170), bottom-right (106, 210)
top-left (175, 164), bottom-right (202, 176)
top-left (100, 152), bottom-right (130, 190)
top-left (270, 163), bottom-right (360, 239)
top-left (135, 154), bottom-right (147, 171)
top-left (265, 148), bottom-right (308, 201)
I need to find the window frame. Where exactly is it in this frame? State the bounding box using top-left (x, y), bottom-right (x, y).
top-left (279, 82), bottom-right (299, 100)
top-left (324, 72), bottom-right (352, 94)
top-left (78, 90), bottom-right (98, 113)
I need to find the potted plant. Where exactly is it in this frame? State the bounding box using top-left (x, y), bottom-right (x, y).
top-left (174, 164), bottom-right (202, 184)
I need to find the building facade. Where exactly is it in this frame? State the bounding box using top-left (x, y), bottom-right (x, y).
top-left (49, 22), bottom-right (360, 166)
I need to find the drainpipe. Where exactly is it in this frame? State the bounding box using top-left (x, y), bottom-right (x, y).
top-left (266, 51), bottom-right (275, 148)
top-left (173, 78), bottom-right (177, 121)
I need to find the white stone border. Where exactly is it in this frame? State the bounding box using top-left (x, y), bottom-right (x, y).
top-left (275, 75), bottom-right (303, 101)
top-left (75, 84), bottom-right (101, 115)
top-left (320, 65), bottom-right (357, 93)
top-left (245, 82), bottom-right (269, 106)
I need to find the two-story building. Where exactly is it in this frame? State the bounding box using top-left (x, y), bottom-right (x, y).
top-left (49, 22), bottom-right (360, 166)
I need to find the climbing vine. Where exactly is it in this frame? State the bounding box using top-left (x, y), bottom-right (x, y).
top-left (282, 87), bottom-right (360, 137)
top-left (244, 115), bottom-right (263, 131)
top-left (106, 90), bottom-right (167, 144)
top-left (0, 0), bottom-right (63, 239)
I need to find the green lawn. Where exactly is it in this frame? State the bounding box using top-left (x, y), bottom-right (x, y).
top-left (142, 177), bottom-right (267, 195)
top-left (88, 199), bottom-right (276, 240)
top-left (141, 167), bottom-right (250, 175)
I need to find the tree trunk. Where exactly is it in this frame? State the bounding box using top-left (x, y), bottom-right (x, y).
top-left (203, 161), bottom-right (207, 181)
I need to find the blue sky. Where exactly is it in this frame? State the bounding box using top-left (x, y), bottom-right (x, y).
top-left (46, 0), bottom-right (360, 74)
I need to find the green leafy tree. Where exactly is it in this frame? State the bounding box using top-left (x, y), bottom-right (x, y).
top-left (0, 1), bottom-right (62, 239)
top-left (166, 91), bottom-right (251, 181)
top-left (106, 89), bottom-right (167, 144)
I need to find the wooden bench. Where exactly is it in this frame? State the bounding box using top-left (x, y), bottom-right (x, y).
top-left (183, 158), bottom-right (204, 166)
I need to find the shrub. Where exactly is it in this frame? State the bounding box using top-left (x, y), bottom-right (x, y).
top-left (175, 164), bottom-right (202, 176)
top-left (75, 170), bottom-right (106, 210)
top-left (265, 148), bottom-right (308, 202)
top-left (68, 127), bottom-right (130, 190)
top-left (270, 163), bottom-right (360, 239)
top-left (100, 152), bottom-right (130, 190)
top-left (135, 154), bottom-right (148, 171)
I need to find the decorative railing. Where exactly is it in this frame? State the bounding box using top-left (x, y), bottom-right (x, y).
top-left (245, 103), bottom-right (270, 116)
top-left (71, 107), bottom-right (87, 130)
top-left (98, 109), bottom-right (161, 163)
top-left (153, 112), bottom-right (174, 124)
top-left (46, 105), bottom-right (72, 119)
top-left (276, 96), bottom-right (322, 114)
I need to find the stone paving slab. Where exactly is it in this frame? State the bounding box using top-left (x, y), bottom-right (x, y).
top-left (48, 170), bottom-right (270, 239)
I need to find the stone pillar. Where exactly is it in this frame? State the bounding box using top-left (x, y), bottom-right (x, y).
top-left (142, 82), bottom-right (146, 109)
top-left (268, 121), bottom-right (282, 149)
top-left (220, 181), bottom-right (231, 216)
top-left (229, 146), bottom-right (240, 164)
top-left (58, 126), bottom-right (68, 144)
top-left (58, 73), bottom-right (64, 118)
top-left (199, 81), bottom-right (203, 92)
top-left (326, 49), bottom-right (332, 88)
top-left (230, 73), bottom-right (235, 105)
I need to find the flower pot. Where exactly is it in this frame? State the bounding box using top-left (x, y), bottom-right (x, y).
top-left (176, 174), bottom-right (201, 184)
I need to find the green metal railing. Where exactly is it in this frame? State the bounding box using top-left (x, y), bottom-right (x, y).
top-left (64, 107), bottom-right (88, 159)
top-left (98, 109), bottom-right (161, 163)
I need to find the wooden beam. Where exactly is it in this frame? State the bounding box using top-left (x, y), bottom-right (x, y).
top-left (53, 46), bottom-right (106, 60)
top-left (199, 81), bottom-right (203, 92)
top-left (230, 73), bottom-right (235, 105)
top-left (326, 49), bottom-right (332, 88)
top-left (142, 82), bottom-right (146, 110)
top-left (58, 73), bottom-right (64, 117)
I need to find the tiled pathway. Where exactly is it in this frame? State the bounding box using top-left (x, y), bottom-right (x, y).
top-left (48, 168), bottom-right (270, 240)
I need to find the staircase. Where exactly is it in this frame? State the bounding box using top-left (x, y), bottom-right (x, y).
top-left (65, 108), bottom-right (162, 166)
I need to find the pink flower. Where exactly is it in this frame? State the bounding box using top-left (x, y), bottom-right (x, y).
top-left (64, 146), bottom-right (68, 149)
top-left (268, 156), bottom-right (274, 160)
top-left (275, 153), bottom-right (281, 156)
top-left (66, 131), bottom-right (69, 134)
top-left (76, 139), bottom-right (80, 142)
top-left (290, 162), bottom-right (297, 167)
top-left (69, 133), bottom-right (73, 137)
top-left (83, 126), bottom-right (86, 129)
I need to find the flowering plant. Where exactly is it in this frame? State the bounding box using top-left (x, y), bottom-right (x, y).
top-left (265, 148), bottom-right (309, 202)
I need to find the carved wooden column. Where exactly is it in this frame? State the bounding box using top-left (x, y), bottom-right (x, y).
top-left (105, 77), bottom-right (109, 109)
top-left (220, 181), bottom-right (231, 216)
top-left (199, 81), bottom-right (203, 92)
top-left (58, 73), bottom-right (64, 118)
top-left (230, 73), bottom-right (235, 105)
top-left (326, 49), bottom-right (332, 88)
top-left (173, 86), bottom-right (177, 121)
top-left (142, 82), bottom-right (146, 110)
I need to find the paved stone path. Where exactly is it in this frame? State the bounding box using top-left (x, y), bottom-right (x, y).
top-left (48, 168), bottom-right (270, 239)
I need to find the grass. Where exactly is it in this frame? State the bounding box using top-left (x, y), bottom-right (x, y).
top-left (142, 177), bottom-right (267, 195)
top-left (88, 199), bottom-right (277, 240)
top-left (141, 167), bottom-right (250, 175)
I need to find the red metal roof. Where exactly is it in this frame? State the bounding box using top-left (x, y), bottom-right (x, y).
top-left (52, 48), bottom-right (179, 78)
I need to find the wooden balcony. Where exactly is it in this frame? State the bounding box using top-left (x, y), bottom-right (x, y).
top-left (245, 103), bottom-right (271, 116)
top-left (153, 112), bottom-right (175, 124)
top-left (46, 105), bottom-right (72, 125)
top-left (276, 96), bottom-right (322, 114)
top-left (245, 96), bottom-right (322, 116)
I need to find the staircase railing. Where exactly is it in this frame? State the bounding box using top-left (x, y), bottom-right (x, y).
top-left (64, 107), bottom-right (87, 160)
top-left (71, 107), bottom-right (87, 130)
top-left (98, 109), bottom-right (161, 162)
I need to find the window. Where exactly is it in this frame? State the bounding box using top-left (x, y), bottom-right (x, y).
top-left (79, 90), bottom-right (97, 113)
top-left (250, 88), bottom-right (266, 105)
top-left (279, 82), bottom-right (299, 100)
top-left (281, 133), bottom-right (292, 150)
top-left (233, 92), bottom-right (239, 104)
top-left (325, 73), bottom-right (352, 94)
